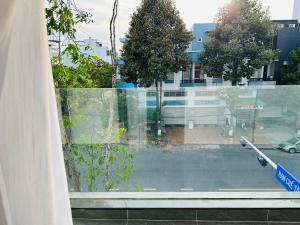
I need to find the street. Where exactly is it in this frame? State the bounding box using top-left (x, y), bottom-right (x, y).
top-left (76, 145), bottom-right (300, 192)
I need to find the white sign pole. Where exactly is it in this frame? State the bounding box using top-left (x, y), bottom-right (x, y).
top-left (240, 136), bottom-right (277, 170)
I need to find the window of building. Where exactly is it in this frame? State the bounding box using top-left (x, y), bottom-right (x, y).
top-left (183, 70), bottom-right (191, 81)
top-left (164, 91), bottom-right (186, 97)
top-left (164, 100), bottom-right (187, 106)
top-left (147, 100), bottom-right (156, 107)
top-left (167, 72), bottom-right (174, 80)
top-left (165, 72), bottom-right (175, 83)
top-left (147, 91), bottom-right (156, 97)
top-left (289, 24), bottom-right (296, 28)
top-left (195, 91), bottom-right (217, 97)
top-left (194, 100), bottom-right (220, 105)
top-left (194, 64), bottom-right (203, 82)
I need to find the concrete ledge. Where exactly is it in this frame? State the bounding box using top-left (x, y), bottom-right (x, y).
top-left (70, 192), bottom-right (300, 209)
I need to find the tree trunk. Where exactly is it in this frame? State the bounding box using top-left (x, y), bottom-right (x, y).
top-left (252, 90), bottom-right (259, 143)
top-left (104, 143), bottom-right (111, 191)
top-left (63, 143), bottom-right (81, 191)
top-left (232, 60), bottom-right (239, 86)
top-left (155, 80), bottom-right (160, 138)
top-left (59, 89), bottom-right (81, 191)
top-left (232, 69), bottom-right (238, 86)
top-left (159, 80), bottom-right (163, 131)
top-left (58, 31), bottom-right (61, 59)
top-left (110, 0), bottom-right (119, 88)
top-left (105, 89), bottom-right (114, 191)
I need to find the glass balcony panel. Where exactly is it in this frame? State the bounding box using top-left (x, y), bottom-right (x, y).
top-left (57, 86), bottom-right (300, 193)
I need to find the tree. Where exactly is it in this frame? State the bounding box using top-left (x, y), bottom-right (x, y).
top-left (51, 43), bottom-right (135, 192)
top-left (282, 48), bottom-right (300, 85)
top-left (110, 0), bottom-right (119, 88)
top-left (51, 42), bottom-right (114, 191)
top-left (46, 0), bottom-right (92, 56)
top-left (52, 44), bottom-right (113, 89)
top-left (46, 0), bottom-right (93, 191)
top-left (58, 88), bottom-right (136, 191)
top-left (46, 1), bottom-right (135, 191)
top-left (121, 0), bottom-right (192, 137)
top-left (200, 0), bottom-right (277, 85)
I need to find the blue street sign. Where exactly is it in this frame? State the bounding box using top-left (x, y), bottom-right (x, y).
top-left (275, 164), bottom-right (300, 192)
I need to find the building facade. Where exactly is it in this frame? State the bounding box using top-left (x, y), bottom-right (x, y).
top-left (269, 20), bottom-right (300, 84)
top-left (163, 19), bottom-right (300, 87)
top-left (49, 37), bottom-right (112, 66)
top-left (293, 0), bottom-right (300, 21)
top-left (159, 23), bottom-right (231, 89)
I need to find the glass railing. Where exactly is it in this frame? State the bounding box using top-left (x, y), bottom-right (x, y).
top-left (56, 86), bottom-right (300, 193)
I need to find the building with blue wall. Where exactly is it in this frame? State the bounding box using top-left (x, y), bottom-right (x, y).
top-left (269, 20), bottom-right (300, 84)
top-left (179, 23), bottom-right (218, 87)
top-left (120, 20), bottom-right (300, 88)
top-left (187, 23), bottom-right (216, 64)
top-left (185, 21), bottom-right (300, 86)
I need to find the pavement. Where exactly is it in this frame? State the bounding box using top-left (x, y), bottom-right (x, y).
top-left (149, 126), bottom-right (296, 147)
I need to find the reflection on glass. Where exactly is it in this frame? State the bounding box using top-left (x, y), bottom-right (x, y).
top-left (57, 86), bottom-right (300, 192)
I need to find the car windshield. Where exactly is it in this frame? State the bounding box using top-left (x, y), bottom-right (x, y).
top-left (287, 138), bottom-right (300, 144)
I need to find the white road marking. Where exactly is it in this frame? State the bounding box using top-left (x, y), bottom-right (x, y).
top-left (109, 188), bottom-right (119, 191)
top-left (143, 188), bottom-right (157, 191)
top-left (219, 188), bottom-right (285, 192)
top-left (180, 188), bottom-right (194, 191)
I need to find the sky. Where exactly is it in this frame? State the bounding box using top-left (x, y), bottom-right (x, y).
top-left (75, 0), bottom-right (295, 50)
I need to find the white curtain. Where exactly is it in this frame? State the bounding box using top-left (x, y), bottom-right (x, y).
top-left (0, 0), bottom-right (73, 224)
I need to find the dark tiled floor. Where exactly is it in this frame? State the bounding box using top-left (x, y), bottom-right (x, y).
top-left (72, 209), bottom-right (300, 225)
top-left (128, 209), bottom-right (197, 221)
top-left (73, 209), bottom-right (127, 220)
top-left (73, 219), bottom-right (300, 225)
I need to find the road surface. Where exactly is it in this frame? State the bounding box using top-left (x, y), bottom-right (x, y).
top-left (74, 144), bottom-right (300, 192)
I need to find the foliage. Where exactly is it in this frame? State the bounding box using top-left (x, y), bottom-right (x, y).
top-left (52, 44), bottom-right (113, 88)
top-left (47, 0), bottom-right (135, 191)
top-left (71, 128), bottom-right (135, 191)
top-left (120, 0), bottom-right (192, 139)
top-left (133, 184), bottom-right (142, 192)
top-left (200, 0), bottom-right (277, 85)
top-left (46, 0), bottom-right (113, 89)
top-left (282, 48), bottom-right (300, 85)
top-left (46, 0), bottom-right (92, 40)
top-left (59, 89), bottom-right (136, 191)
top-left (120, 0), bottom-right (193, 85)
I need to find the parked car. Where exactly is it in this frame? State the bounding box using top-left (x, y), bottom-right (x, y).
top-left (278, 137), bottom-right (300, 154)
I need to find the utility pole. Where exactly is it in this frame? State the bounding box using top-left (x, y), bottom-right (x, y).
top-left (252, 89), bottom-right (259, 143)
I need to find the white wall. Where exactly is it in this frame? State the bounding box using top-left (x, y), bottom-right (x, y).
top-left (49, 37), bottom-right (111, 67)
top-left (293, 0), bottom-right (300, 21)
